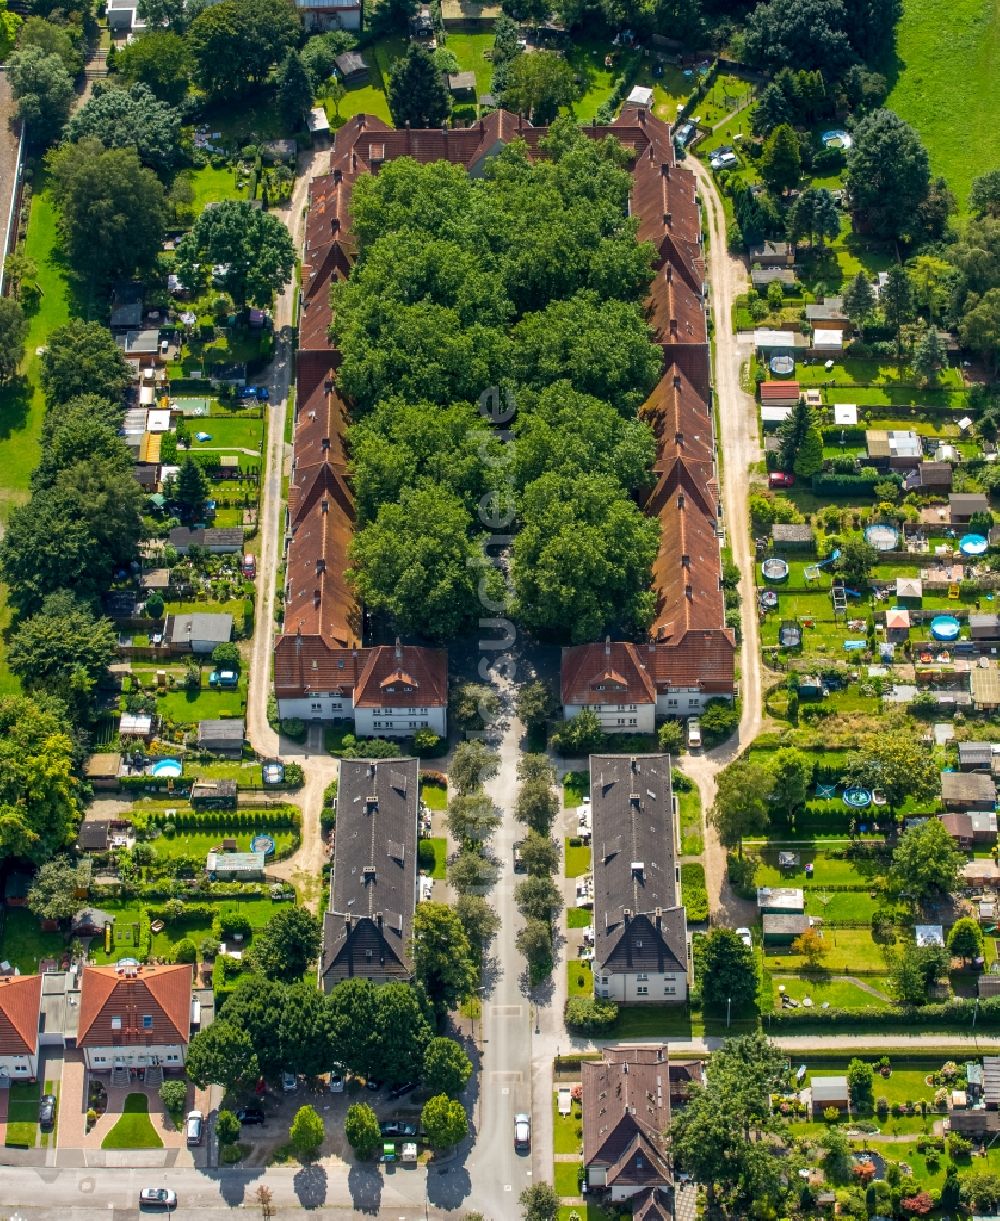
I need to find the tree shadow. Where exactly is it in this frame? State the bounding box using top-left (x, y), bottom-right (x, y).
top-left (292, 1159), bottom-right (328, 1209)
top-left (426, 1143), bottom-right (472, 1211)
top-left (0, 376), bottom-right (31, 441)
top-left (347, 1161), bottom-right (383, 1215)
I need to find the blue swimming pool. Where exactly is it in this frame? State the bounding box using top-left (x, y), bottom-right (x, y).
top-left (151, 759), bottom-right (183, 778)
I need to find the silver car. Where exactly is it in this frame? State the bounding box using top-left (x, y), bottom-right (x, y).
top-left (514, 1112), bottom-right (530, 1153)
top-left (139, 1187), bottom-right (177, 1209)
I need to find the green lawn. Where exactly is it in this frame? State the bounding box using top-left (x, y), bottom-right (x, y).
top-left (886, 0), bottom-right (1000, 218)
top-left (567, 960), bottom-right (594, 998)
top-left (765, 928), bottom-right (901, 974)
top-left (681, 862), bottom-right (708, 922)
top-left (86, 902), bottom-right (151, 965)
top-left (4, 1081), bottom-right (40, 1148)
top-left (420, 780), bottom-right (448, 810)
top-left (423, 836), bottom-right (447, 880)
top-left (553, 1160), bottom-right (583, 1198)
top-left (552, 1094), bottom-right (583, 1155)
top-left (187, 415), bottom-right (263, 454)
top-left (564, 840), bottom-right (591, 878)
top-left (183, 165), bottom-right (246, 216)
top-left (676, 780), bottom-right (703, 855)
top-left (558, 1207), bottom-right (615, 1221)
top-left (0, 908), bottom-right (66, 974)
top-left (567, 908), bottom-right (592, 929)
top-left (101, 1093), bottom-right (163, 1150)
top-left (154, 679), bottom-right (248, 726)
top-left (151, 828), bottom-right (297, 862)
top-left (562, 771), bottom-right (589, 808)
top-left (770, 973), bottom-right (892, 1011)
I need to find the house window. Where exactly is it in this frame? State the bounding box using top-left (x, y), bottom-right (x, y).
top-left (13, 1064), bottom-right (27, 1073)
top-left (111, 1016), bottom-right (122, 1031)
top-left (636, 973), bottom-right (648, 981)
top-left (636, 986), bottom-right (648, 995)
top-left (688, 697), bottom-right (699, 708)
top-left (166, 1054), bottom-right (179, 1062)
top-left (664, 985), bottom-right (677, 995)
top-left (142, 1015), bottom-right (153, 1030)
top-left (667, 698), bottom-right (678, 708)
top-left (629, 719), bottom-right (637, 726)
top-left (94, 1055), bottom-right (107, 1064)
top-left (311, 702), bottom-right (322, 711)
top-left (373, 721), bottom-right (382, 729)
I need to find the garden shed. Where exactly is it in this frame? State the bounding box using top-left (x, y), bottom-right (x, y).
top-left (866, 429), bottom-right (922, 471)
top-left (941, 811), bottom-right (998, 848)
top-left (808, 1076), bottom-right (849, 1115)
top-left (914, 924), bottom-right (944, 947)
top-left (959, 741), bottom-right (993, 771)
top-left (757, 887), bottom-right (804, 913)
top-left (950, 493), bottom-right (990, 524)
top-left (335, 51), bottom-right (369, 83)
top-left (918, 461), bottom-right (953, 491)
top-left (165, 612), bottom-right (233, 654)
top-left (191, 779), bottom-right (238, 810)
top-left (83, 753), bottom-right (122, 791)
top-left (970, 615), bottom-right (1000, 642)
top-left (751, 268), bottom-right (795, 288)
top-left (895, 577), bottom-right (922, 602)
top-left (941, 770), bottom-right (997, 810)
top-left (833, 403), bottom-right (857, 425)
top-left (448, 71), bottom-right (477, 97)
top-left (971, 666), bottom-right (1000, 712)
top-left (197, 719), bottom-right (246, 756)
top-left (748, 241), bottom-right (794, 267)
top-left (206, 851), bottom-right (265, 880)
top-left (119, 712), bottom-right (154, 739)
top-left (771, 523), bottom-right (815, 551)
top-left (762, 912), bottom-right (810, 944)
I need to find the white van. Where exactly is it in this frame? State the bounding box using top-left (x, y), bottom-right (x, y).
top-left (185, 1110), bottom-right (204, 1146)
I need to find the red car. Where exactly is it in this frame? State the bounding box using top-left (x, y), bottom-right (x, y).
top-left (768, 472), bottom-right (795, 489)
top-left (242, 554), bottom-right (256, 579)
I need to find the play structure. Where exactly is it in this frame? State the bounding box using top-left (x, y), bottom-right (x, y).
top-left (804, 549), bottom-right (841, 581)
top-left (762, 557), bottom-right (790, 582)
top-left (864, 523), bottom-right (899, 552)
top-left (250, 834), bottom-right (275, 856)
top-left (779, 621), bottom-right (802, 648)
top-left (760, 589), bottom-right (779, 610)
top-left (930, 615), bottom-right (961, 641)
top-left (151, 759), bottom-right (182, 778)
top-left (821, 129), bottom-right (853, 149)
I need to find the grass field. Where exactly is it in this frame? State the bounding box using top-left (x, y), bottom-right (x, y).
top-left (101, 1093), bottom-right (163, 1150)
top-left (187, 416), bottom-right (263, 454)
top-left (676, 781), bottom-right (703, 855)
top-left (765, 927), bottom-right (900, 974)
top-left (552, 1093), bottom-right (582, 1155)
top-left (553, 1160), bottom-right (583, 1198)
top-left (564, 839), bottom-right (591, 878)
top-left (681, 862), bottom-right (708, 922)
top-left (567, 908), bottom-right (592, 929)
top-left (183, 165), bottom-right (245, 215)
top-left (567, 960), bottom-right (594, 998)
top-left (4, 1081), bottom-right (40, 1148)
top-left (0, 908), bottom-right (66, 974)
top-left (562, 771), bottom-right (589, 808)
top-left (154, 678), bottom-right (248, 725)
top-left (152, 828), bottom-right (296, 862)
top-left (423, 836), bottom-right (447, 880)
top-left (886, 0), bottom-right (1000, 218)
top-left (420, 780), bottom-right (448, 810)
top-left (771, 973), bottom-right (892, 1011)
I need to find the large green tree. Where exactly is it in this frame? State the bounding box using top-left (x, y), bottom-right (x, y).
top-left (186, 1020), bottom-right (259, 1091)
top-left (421, 1094), bottom-right (467, 1149)
top-left (709, 758), bottom-right (771, 856)
top-left (699, 927), bottom-right (759, 1009)
top-left (0, 298), bottom-right (27, 384)
top-left (115, 31), bottom-right (190, 106)
top-left (743, 0), bottom-right (855, 74)
top-left (48, 138), bottom-right (167, 284)
top-left (345, 1102), bottom-right (380, 1158)
top-left (8, 592), bottom-right (117, 722)
top-left (760, 124), bottom-right (801, 195)
top-left (845, 726), bottom-right (939, 813)
top-left (248, 907), bottom-right (321, 981)
top-left (173, 455), bottom-right (209, 525)
top-left (386, 44), bottom-right (450, 128)
top-left (175, 200), bottom-right (295, 310)
top-left (186, 0), bottom-right (299, 97)
top-left (880, 264), bottom-right (915, 355)
top-left (450, 740), bottom-right (501, 795)
top-left (412, 902), bottom-right (478, 1014)
top-left (890, 819), bottom-right (963, 901)
top-left (347, 484), bottom-right (488, 641)
top-left (847, 109), bottom-right (930, 240)
top-left (67, 82), bottom-right (182, 171)
top-left (35, 398), bottom-right (133, 490)
top-left (423, 1037), bottom-right (472, 1097)
top-left (277, 49), bottom-right (313, 130)
top-left (40, 321), bottom-right (131, 405)
top-left (15, 17), bottom-right (81, 76)
top-left (446, 792), bottom-right (502, 847)
top-left (0, 695), bottom-right (80, 863)
top-left (502, 49), bottom-right (574, 123)
top-left (7, 46), bottom-right (73, 145)
top-left (27, 857), bottom-right (81, 923)
top-left (289, 1104), bottom-right (325, 1157)
top-left (970, 169), bottom-right (1000, 220)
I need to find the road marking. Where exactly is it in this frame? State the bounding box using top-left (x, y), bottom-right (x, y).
top-left (492, 1004), bottom-right (523, 1016)
top-left (490, 1071), bottom-right (522, 1082)
top-left (504, 1185), bottom-right (512, 1192)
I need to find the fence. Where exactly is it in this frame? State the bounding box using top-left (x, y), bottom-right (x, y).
top-left (0, 83), bottom-right (25, 297)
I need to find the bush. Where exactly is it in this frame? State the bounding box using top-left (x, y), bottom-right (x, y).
top-left (564, 996), bottom-right (619, 1033)
top-left (159, 1079), bottom-right (187, 1116)
top-left (173, 938), bottom-right (197, 963)
top-left (417, 839), bottom-right (436, 872)
top-left (413, 728), bottom-right (443, 756)
top-left (700, 699), bottom-right (738, 745)
top-left (280, 718), bottom-right (306, 742)
top-left (282, 761), bottom-right (304, 787)
top-left (657, 720), bottom-right (684, 754)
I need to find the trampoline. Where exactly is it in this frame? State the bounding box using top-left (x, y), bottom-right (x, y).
top-left (151, 759), bottom-right (182, 778)
top-left (821, 129), bottom-right (853, 149)
top-left (769, 355), bottom-right (795, 377)
top-left (816, 784), bottom-right (836, 799)
top-left (250, 834), bottom-right (275, 856)
top-left (864, 523), bottom-right (899, 552)
top-left (262, 761), bottom-right (285, 785)
top-left (843, 787), bottom-right (872, 809)
top-left (762, 557), bottom-right (789, 582)
top-left (760, 589), bottom-right (778, 609)
top-left (960, 533), bottom-right (988, 556)
top-left (779, 622), bottom-right (802, 647)
top-left (930, 615), bottom-right (961, 641)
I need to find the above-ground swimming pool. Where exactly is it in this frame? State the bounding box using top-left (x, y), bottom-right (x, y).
top-left (821, 129), bottom-right (853, 149)
top-left (769, 355), bottom-right (795, 376)
top-left (930, 615), bottom-right (961, 641)
top-left (762, 557), bottom-right (790, 582)
top-left (960, 533), bottom-right (988, 556)
top-left (262, 761), bottom-right (285, 785)
top-left (150, 759), bottom-right (183, 778)
top-left (843, 787), bottom-right (872, 808)
top-left (864, 523), bottom-right (899, 551)
top-left (251, 834), bottom-right (276, 856)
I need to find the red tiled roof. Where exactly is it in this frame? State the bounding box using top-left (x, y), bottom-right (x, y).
top-left (561, 641), bottom-right (657, 707)
top-left (582, 1045), bottom-right (671, 1187)
top-left (0, 974), bottom-right (42, 1055)
top-left (644, 628), bottom-right (736, 691)
top-left (646, 260), bottom-right (707, 347)
top-left (77, 964), bottom-right (192, 1048)
top-left (761, 380), bottom-right (800, 402)
top-left (273, 637), bottom-right (363, 700)
top-left (355, 644), bottom-right (448, 709)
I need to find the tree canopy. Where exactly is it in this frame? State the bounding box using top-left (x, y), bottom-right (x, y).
top-left (0, 695), bottom-right (80, 863)
top-left (67, 82), bottom-right (182, 171)
top-left (890, 819), bottom-right (964, 901)
top-left (247, 907), bottom-right (321, 981)
top-left (846, 108), bottom-right (930, 241)
top-left (0, 298), bottom-right (27, 384)
top-left (412, 902), bottom-right (478, 1013)
top-left (502, 49), bottom-right (574, 123)
top-left (27, 857), bottom-right (81, 922)
top-left (115, 30), bottom-right (190, 106)
top-left (175, 200), bottom-right (295, 310)
top-left (40, 321), bottom-right (131, 405)
top-left (186, 0), bottom-right (299, 97)
top-left (7, 46), bottom-right (73, 146)
top-left (710, 758), bottom-right (771, 855)
top-left (743, 0), bottom-right (855, 75)
top-left (387, 44), bottom-right (450, 128)
top-left (187, 1020), bottom-right (259, 1092)
top-left (699, 927), bottom-right (759, 1009)
top-left (845, 726), bottom-right (939, 811)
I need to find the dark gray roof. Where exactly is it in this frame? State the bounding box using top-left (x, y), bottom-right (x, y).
top-left (771, 523), bottom-right (814, 543)
top-left (166, 612), bottom-right (233, 645)
top-left (950, 493), bottom-right (990, 513)
top-left (959, 741), bottom-right (993, 768)
top-left (591, 754), bottom-right (687, 977)
top-left (77, 819), bottom-right (111, 851)
top-left (110, 284), bottom-right (143, 330)
top-left (321, 757), bottom-right (419, 988)
top-left (763, 913), bottom-right (809, 935)
top-left (335, 51), bottom-right (367, 77)
top-left (941, 771), bottom-right (997, 803)
top-left (198, 719), bottom-right (245, 745)
top-left (168, 527), bottom-right (245, 551)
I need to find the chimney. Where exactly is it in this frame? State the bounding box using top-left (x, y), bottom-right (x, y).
top-left (674, 374), bottom-right (681, 389)
top-left (321, 499), bottom-right (329, 514)
top-left (666, 265), bottom-right (673, 282)
top-left (331, 218), bottom-right (340, 234)
top-left (322, 436), bottom-right (330, 450)
top-left (333, 168), bottom-right (342, 183)
top-left (660, 163), bottom-right (669, 177)
top-left (605, 635), bottom-right (611, 657)
top-left (317, 559), bottom-right (326, 574)
top-left (314, 590), bottom-right (321, 607)
top-left (395, 636), bottom-right (403, 662)
top-left (638, 107), bottom-right (646, 121)
top-left (677, 492), bottom-right (685, 509)
top-left (682, 554), bottom-right (690, 568)
top-left (675, 430), bottom-right (683, 445)
top-left (685, 584), bottom-right (693, 601)
top-left (669, 319), bottom-right (678, 337)
top-left (664, 211), bottom-right (672, 227)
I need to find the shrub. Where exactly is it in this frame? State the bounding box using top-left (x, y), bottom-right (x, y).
top-left (173, 938), bottom-right (197, 964)
top-left (280, 718), bottom-right (306, 742)
top-left (282, 761), bottom-right (304, 787)
top-left (564, 996), bottom-right (619, 1033)
top-left (413, 728), bottom-right (443, 756)
top-left (417, 839), bottom-right (437, 872)
top-left (700, 699), bottom-right (738, 745)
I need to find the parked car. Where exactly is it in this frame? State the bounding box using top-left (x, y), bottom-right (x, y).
top-left (365, 1077), bottom-right (384, 1092)
top-left (281, 1072), bottom-right (298, 1093)
top-left (139, 1187), bottom-right (177, 1209)
top-left (514, 1112), bottom-right (531, 1153)
top-left (513, 843), bottom-right (525, 873)
top-left (329, 1072), bottom-right (345, 1093)
top-left (255, 386), bottom-right (270, 402)
top-left (768, 472), bottom-right (795, 489)
top-left (736, 927), bottom-right (753, 949)
top-left (185, 1110), bottom-right (204, 1146)
top-left (242, 554), bottom-right (256, 579)
top-left (39, 1093), bottom-right (56, 1131)
top-left (687, 718), bottom-right (702, 749)
top-left (380, 1120), bottom-right (418, 1137)
top-left (236, 1107), bottom-right (265, 1126)
top-left (389, 1080), bottom-right (418, 1101)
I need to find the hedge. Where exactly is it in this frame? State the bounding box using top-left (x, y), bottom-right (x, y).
top-left (148, 806), bottom-right (300, 831)
top-left (564, 997), bottom-right (619, 1034)
top-left (681, 862), bottom-right (709, 922)
top-left (820, 425), bottom-right (868, 444)
top-left (811, 473), bottom-right (880, 496)
top-left (768, 996), bottom-right (1000, 1030)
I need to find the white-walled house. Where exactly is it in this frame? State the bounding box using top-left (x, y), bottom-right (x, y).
top-left (78, 963), bottom-right (192, 1075)
top-left (294, 0), bottom-right (362, 31)
top-left (591, 754), bottom-right (689, 1005)
top-left (0, 974), bottom-right (42, 1081)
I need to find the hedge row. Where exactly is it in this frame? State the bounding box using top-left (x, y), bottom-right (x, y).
top-left (811, 472), bottom-right (880, 496)
top-left (148, 807), bottom-right (300, 831)
top-left (768, 997), bottom-right (1000, 1030)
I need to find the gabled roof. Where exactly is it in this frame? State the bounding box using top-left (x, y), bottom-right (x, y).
top-left (0, 974), bottom-right (42, 1056)
top-left (582, 1044), bottom-right (671, 1189)
top-left (321, 757), bottom-right (419, 986)
top-left (272, 637), bottom-right (363, 700)
top-left (354, 644), bottom-right (448, 709)
top-left (590, 755), bottom-right (686, 977)
top-left (561, 642), bottom-right (657, 707)
top-left (77, 964), bottom-right (192, 1048)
